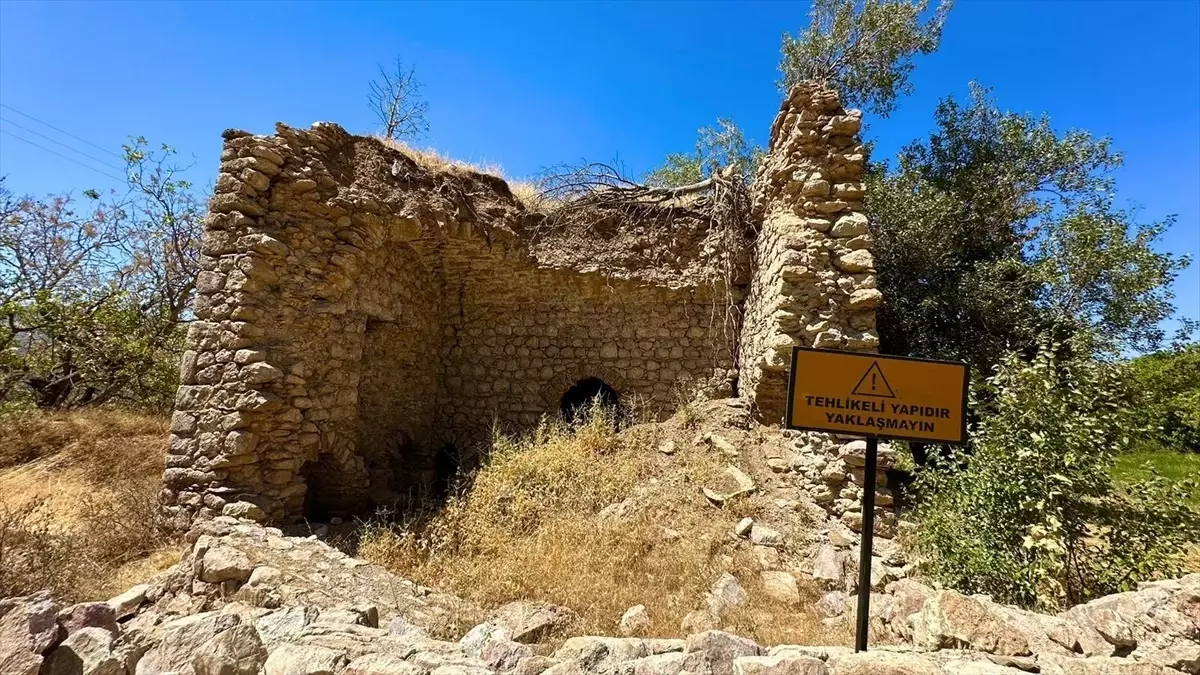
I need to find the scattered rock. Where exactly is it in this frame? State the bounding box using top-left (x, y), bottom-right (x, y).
top-left (107, 584), bottom-right (149, 620)
top-left (734, 518), bottom-right (755, 537)
top-left (619, 606), bottom-right (651, 636)
top-left (344, 652), bottom-right (426, 675)
top-left (707, 573), bottom-right (748, 617)
top-left (749, 525), bottom-right (784, 548)
top-left (657, 440), bottom-right (676, 455)
top-left (707, 435), bottom-right (739, 457)
top-left (490, 601), bottom-right (577, 643)
top-left (817, 591), bottom-right (848, 618)
top-left (753, 545), bottom-right (781, 570)
top-left (811, 545), bottom-right (844, 589)
top-left (760, 572), bottom-right (801, 605)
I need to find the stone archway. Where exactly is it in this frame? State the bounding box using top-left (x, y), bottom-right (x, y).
top-left (559, 377), bottom-right (621, 422)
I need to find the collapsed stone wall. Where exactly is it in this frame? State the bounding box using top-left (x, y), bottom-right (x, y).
top-left (738, 83), bottom-right (878, 423)
top-left (162, 82), bottom-right (876, 527)
top-left (162, 124), bottom-right (743, 527)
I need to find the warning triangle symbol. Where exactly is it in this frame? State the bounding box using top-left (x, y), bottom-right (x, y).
top-left (851, 361), bottom-right (896, 398)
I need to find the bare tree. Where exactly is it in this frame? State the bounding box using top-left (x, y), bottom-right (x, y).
top-left (368, 57), bottom-right (430, 141)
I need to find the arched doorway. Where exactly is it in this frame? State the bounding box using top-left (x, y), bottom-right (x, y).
top-left (559, 377), bottom-right (621, 423)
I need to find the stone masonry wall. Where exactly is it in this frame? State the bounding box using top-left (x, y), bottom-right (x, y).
top-left (738, 83), bottom-right (879, 424)
top-left (162, 123), bottom-right (739, 527)
top-left (163, 83), bottom-right (878, 528)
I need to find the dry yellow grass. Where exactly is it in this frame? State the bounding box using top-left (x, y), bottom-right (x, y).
top-left (358, 408), bottom-right (845, 646)
top-left (0, 408), bottom-right (180, 601)
top-left (376, 137), bottom-right (552, 211)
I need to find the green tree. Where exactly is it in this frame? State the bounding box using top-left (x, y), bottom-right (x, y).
top-left (916, 340), bottom-right (1199, 610)
top-left (0, 139), bottom-right (203, 410)
top-left (868, 85), bottom-right (1191, 376)
top-left (645, 118), bottom-right (762, 188)
top-left (778, 0), bottom-right (952, 116)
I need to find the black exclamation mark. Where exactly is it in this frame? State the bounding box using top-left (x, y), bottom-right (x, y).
top-left (871, 373), bottom-right (877, 391)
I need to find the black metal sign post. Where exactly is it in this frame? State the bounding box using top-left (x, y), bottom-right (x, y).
top-left (854, 436), bottom-right (878, 653)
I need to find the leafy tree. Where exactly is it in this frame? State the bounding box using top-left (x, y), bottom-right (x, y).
top-left (645, 118), bottom-right (762, 188)
top-left (778, 0), bottom-right (952, 116)
top-left (869, 85), bottom-right (1192, 377)
top-left (916, 340), bottom-right (1199, 610)
top-left (1128, 344), bottom-right (1200, 452)
top-left (0, 139), bottom-right (203, 410)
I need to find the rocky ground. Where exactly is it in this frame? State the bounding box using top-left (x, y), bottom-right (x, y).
top-left (4, 510), bottom-right (1197, 675)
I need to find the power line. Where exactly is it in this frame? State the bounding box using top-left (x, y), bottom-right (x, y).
top-left (0, 103), bottom-right (124, 160)
top-left (0, 116), bottom-right (125, 171)
top-left (0, 129), bottom-right (125, 182)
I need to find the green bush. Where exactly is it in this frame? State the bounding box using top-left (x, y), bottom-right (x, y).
top-left (915, 341), bottom-right (1199, 610)
top-left (1128, 344), bottom-right (1200, 452)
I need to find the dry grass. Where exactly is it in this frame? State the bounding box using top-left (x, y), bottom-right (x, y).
top-left (358, 408), bottom-right (844, 646)
top-left (0, 408), bottom-right (180, 601)
top-left (377, 137), bottom-right (554, 211)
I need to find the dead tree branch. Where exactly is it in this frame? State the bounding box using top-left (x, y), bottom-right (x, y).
top-left (369, 57), bottom-right (429, 141)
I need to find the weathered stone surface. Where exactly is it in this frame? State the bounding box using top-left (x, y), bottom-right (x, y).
top-left (41, 627), bottom-right (123, 675)
top-left (707, 573), bottom-right (749, 616)
top-left (489, 601), bottom-right (577, 644)
top-left (749, 525), bottom-right (784, 548)
top-left (262, 643), bottom-right (347, 675)
top-left (163, 83), bottom-right (880, 529)
top-left (57, 603), bottom-right (118, 636)
top-left (619, 606), bottom-right (651, 636)
top-left (912, 591), bottom-right (1030, 656)
top-left (732, 654), bottom-right (827, 675)
top-left (0, 591), bottom-right (60, 675)
top-left (812, 545), bottom-right (844, 589)
top-left (135, 611), bottom-right (241, 674)
top-left (198, 545), bottom-right (254, 584)
top-left (760, 572), bottom-right (801, 605)
top-left (194, 624), bottom-right (268, 675)
top-left (684, 631), bottom-right (761, 675)
top-left (826, 651), bottom-right (939, 675)
top-left (344, 652), bottom-right (427, 675)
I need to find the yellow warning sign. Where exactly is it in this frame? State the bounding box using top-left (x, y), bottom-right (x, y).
top-left (785, 347), bottom-right (968, 444)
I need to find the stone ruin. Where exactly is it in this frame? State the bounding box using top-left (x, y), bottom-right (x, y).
top-left (161, 83), bottom-right (879, 527)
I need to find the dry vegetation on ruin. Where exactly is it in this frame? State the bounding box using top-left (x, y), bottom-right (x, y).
top-left (358, 406), bottom-right (849, 648)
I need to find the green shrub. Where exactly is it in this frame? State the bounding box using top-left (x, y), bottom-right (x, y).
top-left (1128, 344), bottom-right (1200, 452)
top-left (915, 340), bottom-right (1199, 610)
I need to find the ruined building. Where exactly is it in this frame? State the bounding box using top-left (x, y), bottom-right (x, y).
top-left (161, 83), bottom-right (879, 527)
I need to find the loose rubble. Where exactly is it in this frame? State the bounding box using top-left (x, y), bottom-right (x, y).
top-left (4, 514), bottom-right (1194, 675)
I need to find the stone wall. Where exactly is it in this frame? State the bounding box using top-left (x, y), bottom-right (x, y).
top-left (162, 82), bottom-right (877, 527)
top-left (162, 123), bottom-right (742, 527)
top-left (738, 83), bottom-right (878, 423)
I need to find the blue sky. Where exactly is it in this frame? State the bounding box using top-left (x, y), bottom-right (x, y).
top-left (1, 0), bottom-right (1197, 334)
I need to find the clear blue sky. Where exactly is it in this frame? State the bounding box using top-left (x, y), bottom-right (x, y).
top-left (1, 0), bottom-right (1197, 334)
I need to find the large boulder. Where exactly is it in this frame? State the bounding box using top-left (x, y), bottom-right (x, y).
top-left (911, 590), bottom-right (1031, 656)
top-left (825, 651), bottom-right (940, 675)
top-left (0, 591), bottom-right (61, 675)
top-left (262, 643), bottom-right (347, 675)
top-left (41, 627), bottom-right (125, 675)
top-left (135, 611), bottom-right (242, 674)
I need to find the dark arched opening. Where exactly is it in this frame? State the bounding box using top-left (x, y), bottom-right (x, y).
top-left (559, 377), bottom-right (621, 423)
